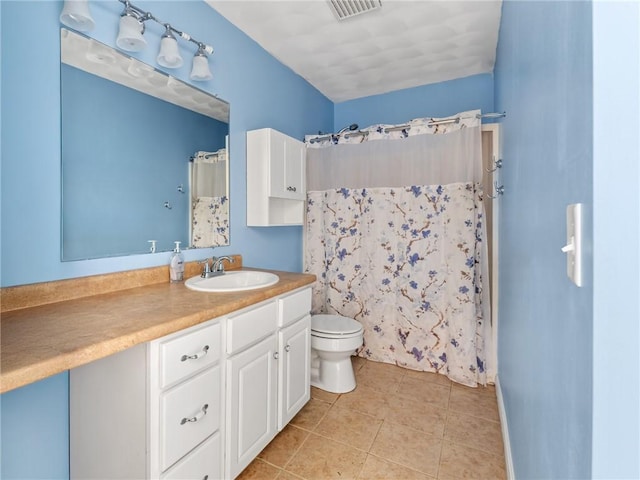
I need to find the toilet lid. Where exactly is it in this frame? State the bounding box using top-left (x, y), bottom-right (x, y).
top-left (312, 314), bottom-right (363, 335)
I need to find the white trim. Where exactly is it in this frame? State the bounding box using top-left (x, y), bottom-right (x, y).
top-left (496, 375), bottom-right (515, 480)
top-left (482, 123), bottom-right (501, 380)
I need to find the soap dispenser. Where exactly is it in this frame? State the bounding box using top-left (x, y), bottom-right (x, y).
top-left (169, 241), bottom-right (184, 282)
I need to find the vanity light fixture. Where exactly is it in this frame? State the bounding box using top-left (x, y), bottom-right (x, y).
top-left (60, 0), bottom-right (95, 32)
top-left (190, 45), bottom-right (214, 81)
top-left (60, 0), bottom-right (214, 81)
top-left (116, 6), bottom-right (147, 52)
top-left (157, 24), bottom-right (183, 68)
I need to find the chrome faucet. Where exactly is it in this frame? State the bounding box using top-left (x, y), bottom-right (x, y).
top-left (199, 255), bottom-right (235, 278)
top-left (212, 256), bottom-right (234, 273)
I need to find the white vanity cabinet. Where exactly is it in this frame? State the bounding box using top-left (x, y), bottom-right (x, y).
top-left (225, 287), bottom-right (311, 479)
top-left (70, 320), bottom-right (224, 480)
top-left (246, 128), bottom-right (306, 226)
top-left (70, 286), bottom-right (312, 480)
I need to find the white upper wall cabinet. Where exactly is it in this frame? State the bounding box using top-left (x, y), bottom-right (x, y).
top-left (247, 128), bottom-right (306, 226)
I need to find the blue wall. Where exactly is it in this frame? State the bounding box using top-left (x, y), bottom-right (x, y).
top-left (1, 1), bottom-right (332, 478)
top-left (334, 73), bottom-right (494, 130)
top-left (592, 2), bottom-right (640, 477)
top-left (494, 1), bottom-right (594, 478)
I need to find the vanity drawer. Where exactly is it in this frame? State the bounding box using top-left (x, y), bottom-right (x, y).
top-left (160, 366), bottom-right (221, 472)
top-left (159, 321), bottom-right (221, 389)
top-left (227, 301), bottom-right (278, 354)
top-left (161, 432), bottom-right (222, 480)
top-left (279, 288), bottom-right (312, 327)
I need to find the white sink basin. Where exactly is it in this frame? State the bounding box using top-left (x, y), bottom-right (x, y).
top-left (185, 271), bottom-right (279, 293)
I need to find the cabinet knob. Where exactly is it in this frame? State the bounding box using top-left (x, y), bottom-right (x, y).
top-left (180, 404), bottom-right (209, 425)
top-left (181, 345), bottom-right (210, 362)
top-left (285, 344), bottom-right (291, 352)
top-left (273, 351), bottom-right (279, 360)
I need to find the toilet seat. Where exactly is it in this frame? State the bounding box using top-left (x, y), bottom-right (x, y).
top-left (311, 314), bottom-right (363, 338)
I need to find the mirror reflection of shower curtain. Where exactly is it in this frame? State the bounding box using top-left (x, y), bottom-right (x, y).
top-left (304, 110), bottom-right (494, 387)
top-left (190, 149), bottom-right (229, 247)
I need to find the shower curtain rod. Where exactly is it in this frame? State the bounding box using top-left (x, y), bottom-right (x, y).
top-left (307, 111), bottom-right (506, 144)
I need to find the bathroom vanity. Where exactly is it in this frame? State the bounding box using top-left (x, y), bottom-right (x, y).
top-left (0, 258), bottom-right (315, 479)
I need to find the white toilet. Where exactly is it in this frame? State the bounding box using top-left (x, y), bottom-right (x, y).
top-left (310, 314), bottom-right (364, 393)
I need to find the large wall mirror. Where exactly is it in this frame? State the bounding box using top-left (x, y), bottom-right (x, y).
top-left (61, 28), bottom-right (230, 261)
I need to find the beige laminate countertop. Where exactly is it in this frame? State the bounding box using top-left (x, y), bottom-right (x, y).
top-left (0, 263), bottom-right (315, 394)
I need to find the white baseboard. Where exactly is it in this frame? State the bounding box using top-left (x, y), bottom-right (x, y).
top-left (495, 375), bottom-right (515, 480)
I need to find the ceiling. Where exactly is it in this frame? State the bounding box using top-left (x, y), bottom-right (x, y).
top-left (206, 0), bottom-right (502, 103)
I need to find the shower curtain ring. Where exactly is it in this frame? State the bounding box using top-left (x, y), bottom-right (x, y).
top-left (487, 182), bottom-right (504, 199)
top-left (485, 158), bottom-right (503, 173)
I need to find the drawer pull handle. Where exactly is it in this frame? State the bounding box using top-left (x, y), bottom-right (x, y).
top-left (285, 344), bottom-right (291, 352)
top-left (181, 345), bottom-right (210, 362)
top-left (180, 404), bottom-right (209, 425)
top-left (287, 186), bottom-right (297, 192)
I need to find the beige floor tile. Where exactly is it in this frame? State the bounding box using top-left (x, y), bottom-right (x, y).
top-left (236, 458), bottom-right (282, 480)
top-left (285, 432), bottom-right (367, 480)
top-left (451, 382), bottom-right (496, 397)
top-left (370, 421), bottom-right (442, 477)
top-left (290, 398), bottom-right (332, 431)
top-left (351, 355), bottom-right (367, 373)
top-left (315, 404), bottom-right (383, 452)
top-left (311, 386), bottom-right (339, 404)
top-left (275, 470), bottom-right (305, 480)
top-left (395, 375), bottom-right (451, 409)
top-left (357, 454), bottom-right (436, 479)
top-left (334, 383), bottom-right (391, 419)
top-left (384, 393), bottom-right (447, 437)
top-left (438, 442), bottom-right (506, 480)
top-left (444, 412), bottom-right (504, 457)
top-left (355, 360), bottom-right (407, 391)
top-left (251, 360), bottom-right (506, 480)
top-left (258, 424), bottom-right (310, 467)
top-left (403, 369), bottom-right (453, 387)
top-left (449, 384), bottom-right (500, 423)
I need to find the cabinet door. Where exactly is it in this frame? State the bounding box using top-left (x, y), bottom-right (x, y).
top-left (269, 130), bottom-right (305, 201)
top-left (226, 334), bottom-right (278, 479)
top-left (278, 315), bottom-right (311, 430)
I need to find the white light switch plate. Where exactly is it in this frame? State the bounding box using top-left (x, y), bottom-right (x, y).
top-left (562, 203), bottom-right (583, 287)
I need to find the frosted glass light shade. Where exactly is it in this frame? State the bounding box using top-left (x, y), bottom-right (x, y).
top-left (60, 0), bottom-right (95, 32)
top-left (157, 36), bottom-right (183, 68)
top-left (190, 54), bottom-right (213, 81)
top-left (116, 15), bottom-right (147, 52)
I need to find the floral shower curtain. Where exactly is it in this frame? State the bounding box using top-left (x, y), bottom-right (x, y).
top-left (304, 110), bottom-right (494, 386)
top-left (191, 149), bottom-right (229, 247)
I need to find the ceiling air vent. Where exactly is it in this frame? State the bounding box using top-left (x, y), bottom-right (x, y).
top-left (327, 0), bottom-right (382, 21)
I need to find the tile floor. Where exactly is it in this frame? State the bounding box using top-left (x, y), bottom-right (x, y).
top-left (237, 357), bottom-right (506, 480)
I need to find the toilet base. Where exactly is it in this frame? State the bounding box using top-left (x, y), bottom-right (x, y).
top-left (310, 353), bottom-right (357, 394)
